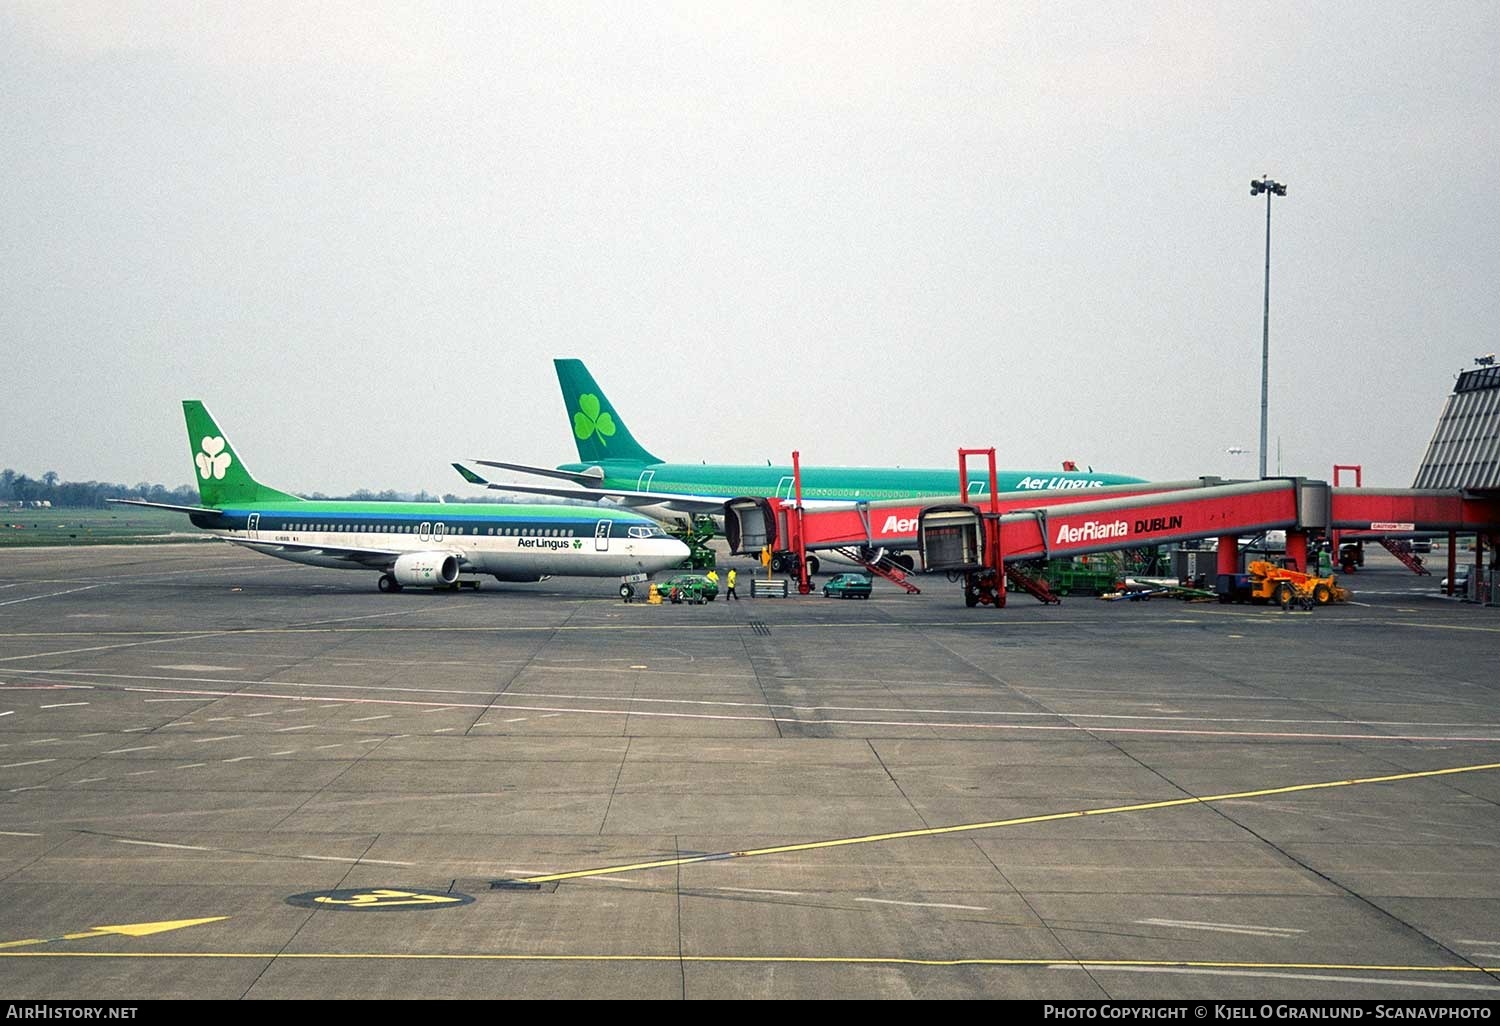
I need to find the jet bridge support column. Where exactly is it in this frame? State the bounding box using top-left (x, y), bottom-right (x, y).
top-left (1448, 531), bottom-right (1458, 596)
top-left (1216, 535), bottom-right (1241, 603)
top-left (791, 450), bottom-right (811, 595)
top-left (1477, 534), bottom-right (1488, 604)
top-left (1286, 531), bottom-right (1309, 573)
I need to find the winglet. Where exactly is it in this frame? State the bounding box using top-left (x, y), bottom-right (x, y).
top-left (452, 463), bottom-right (489, 486)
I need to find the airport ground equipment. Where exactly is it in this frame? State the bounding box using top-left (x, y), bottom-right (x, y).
top-left (752, 578), bottom-right (789, 598)
top-left (667, 515), bottom-right (718, 570)
top-left (1246, 559), bottom-right (1349, 606)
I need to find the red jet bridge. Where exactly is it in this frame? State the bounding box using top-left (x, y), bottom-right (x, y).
top-left (722, 450), bottom-right (1500, 607)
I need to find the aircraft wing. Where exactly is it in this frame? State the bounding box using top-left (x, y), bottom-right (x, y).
top-left (226, 536), bottom-right (475, 572)
top-left (453, 463), bottom-right (727, 515)
top-left (106, 498), bottom-right (224, 516)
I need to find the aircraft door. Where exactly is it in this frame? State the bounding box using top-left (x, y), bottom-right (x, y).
top-left (595, 519), bottom-right (611, 552)
top-left (246, 512), bottom-right (260, 540)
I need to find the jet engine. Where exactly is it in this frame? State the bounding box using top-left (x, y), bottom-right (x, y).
top-left (392, 551), bottom-right (459, 587)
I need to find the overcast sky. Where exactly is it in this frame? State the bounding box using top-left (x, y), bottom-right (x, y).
top-left (3, 2), bottom-right (1497, 496)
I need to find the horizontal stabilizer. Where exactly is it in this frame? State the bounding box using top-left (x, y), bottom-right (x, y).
top-left (106, 498), bottom-right (222, 516)
top-left (471, 459), bottom-right (605, 485)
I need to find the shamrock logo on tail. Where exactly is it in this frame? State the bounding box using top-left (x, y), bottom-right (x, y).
top-left (196, 436), bottom-right (233, 480)
top-left (573, 394), bottom-right (616, 448)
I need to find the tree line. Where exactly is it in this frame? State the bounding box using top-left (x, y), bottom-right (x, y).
top-left (0, 469), bottom-right (504, 508)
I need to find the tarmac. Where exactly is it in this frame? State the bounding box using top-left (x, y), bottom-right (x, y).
top-left (1, 541), bottom-right (1497, 1000)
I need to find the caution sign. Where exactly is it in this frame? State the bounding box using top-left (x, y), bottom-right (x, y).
top-left (286, 887), bottom-right (474, 911)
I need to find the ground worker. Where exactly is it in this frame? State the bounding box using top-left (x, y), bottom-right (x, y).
top-left (726, 567), bottom-right (738, 600)
top-left (706, 568), bottom-right (720, 596)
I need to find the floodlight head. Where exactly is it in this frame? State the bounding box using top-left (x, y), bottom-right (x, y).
top-left (1272, 182), bottom-right (1287, 196)
top-left (1251, 180), bottom-right (1265, 195)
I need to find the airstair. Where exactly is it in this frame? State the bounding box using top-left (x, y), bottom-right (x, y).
top-left (1378, 537), bottom-right (1432, 575)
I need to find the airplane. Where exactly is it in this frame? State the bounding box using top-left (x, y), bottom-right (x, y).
top-left (456, 359), bottom-right (1145, 571)
top-left (110, 401), bottom-right (688, 594)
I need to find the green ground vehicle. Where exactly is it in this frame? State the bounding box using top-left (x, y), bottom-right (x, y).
top-left (821, 572), bottom-right (873, 599)
top-left (657, 573), bottom-right (719, 603)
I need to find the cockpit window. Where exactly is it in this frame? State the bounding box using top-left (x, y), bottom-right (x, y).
top-left (627, 525), bottom-right (665, 539)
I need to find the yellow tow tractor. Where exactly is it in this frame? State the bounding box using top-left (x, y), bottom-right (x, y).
top-left (1247, 559), bottom-right (1350, 607)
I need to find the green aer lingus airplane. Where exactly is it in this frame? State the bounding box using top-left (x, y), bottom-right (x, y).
top-left (110, 401), bottom-right (688, 592)
top-left (457, 359), bottom-right (1144, 570)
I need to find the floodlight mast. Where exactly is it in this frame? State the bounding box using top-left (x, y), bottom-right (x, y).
top-left (1251, 176), bottom-right (1287, 479)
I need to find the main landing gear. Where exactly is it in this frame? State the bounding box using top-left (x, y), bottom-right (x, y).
top-left (377, 573), bottom-right (403, 593)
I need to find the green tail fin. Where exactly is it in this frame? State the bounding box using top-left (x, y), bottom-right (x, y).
top-left (182, 401), bottom-right (302, 507)
top-left (554, 358), bottom-right (661, 465)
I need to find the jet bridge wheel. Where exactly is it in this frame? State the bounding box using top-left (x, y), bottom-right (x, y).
top-left (378, 573), bottom-right (403, 593)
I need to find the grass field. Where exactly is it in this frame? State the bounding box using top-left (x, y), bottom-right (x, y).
top-left (0, 507), bottom-right (208, 547)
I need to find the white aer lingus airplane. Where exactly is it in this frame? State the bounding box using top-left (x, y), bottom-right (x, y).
top-left (110, 401), bottom-right (688, 593)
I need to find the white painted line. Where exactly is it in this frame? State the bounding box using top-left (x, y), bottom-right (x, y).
top-left (174, 763), bottom-right (207, 769)
top-left (122, 726), bottom-right (152, 733)
top-left (115, 839), bottom-right (212, 852)
top-left (275, 724), bottom-right (316, 733)
top-left (422, 707), bottom-right (455, 714)
top-left (0, 830), bottom-right (42, 836)
top-left (205, 717), bottom-right (235, 722)
top-left (124, 770), bottom-right (157, 777)
top-left (192, 735), bottom-right (242, 744)
top-left (715, 887), bottom-right (805, 897)
top-left (78, 732), bottom-right (104, 738)
top-left (1458, 939), bottom-right (1500, 945)
top-left (0, 711), bottom-right (12, 718)
top-left (296, 854), bottom-right (415, 867)
top-left (539, 714), bottom-right (562, 719)
top-left (105, 746), bottom-right (158, 755)
top-left (1, 759), bottom-right (57, 769)
top-left (27, 738), bottom-right (59, 744)
top-left (39, 703), bottom-right (88, 709)
top-left (502, 718), bottom-right (528, 723)
top-left (317, 704), bottom-right (344, 709)
top-left (71, 778), bottom-right (107, 785)
top-left (432, 728), bottom-right (454, 733)
top-left (0, 584), bottom-right (103, 607)
top-left (222, 756), bottom-right (254, 763)
top-left (144, 699), bottom-right (207, 703)
top-left (1050, 964), bottom-right (1500, 993)
top-left (1137, 918), bottom-right (1305, 938)
top-left (269, 750), bottom-right (298, 756)
top-left (854, 898), bottom-right (989, 912)
top-left (8, 785), bottom-right (46, 793)
top-left (350, 714), bottom-right (391, 723)
top-left (242, 712), bottom-right (276, 718)
top-left (357, 738), bottom-right (383, 744)
top-left (314, 744), bottom-right (343, 750)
